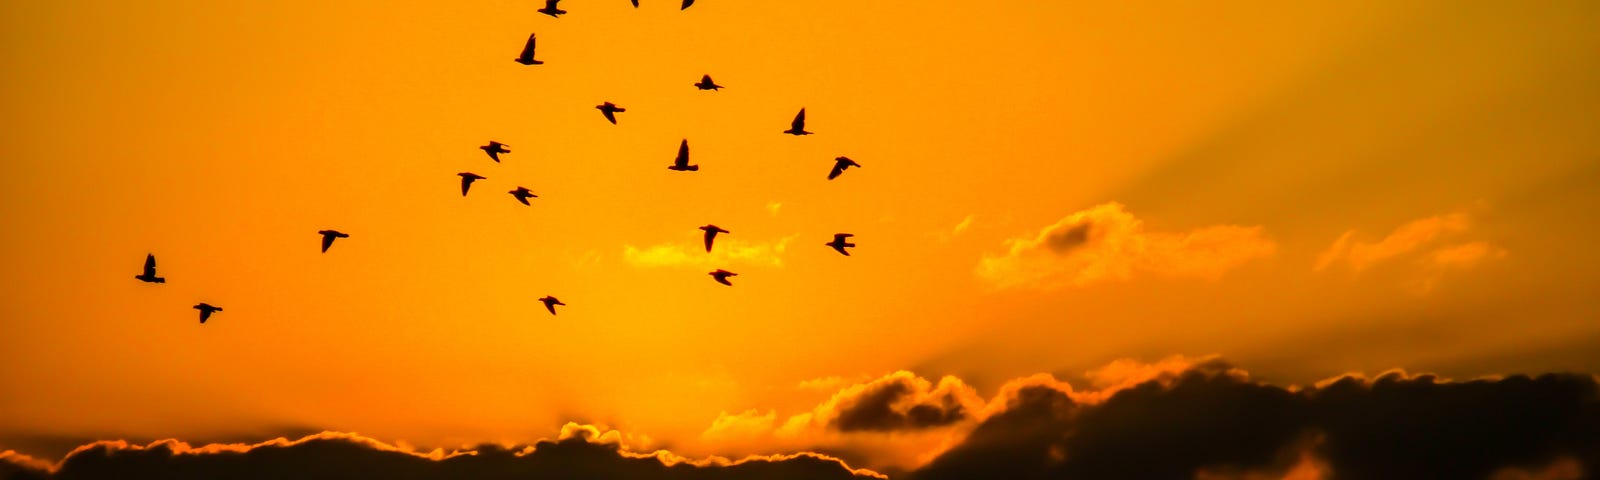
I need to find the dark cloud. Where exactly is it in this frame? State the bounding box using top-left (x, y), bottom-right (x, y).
top-left (1, 431), bottom-right (880, 480)
top-left (1043, 222), bottom-right (1092, 254)
top-left (911, 364), bottom-right (1600, 480)
top-left (831, 379), bottom-right (968, 432)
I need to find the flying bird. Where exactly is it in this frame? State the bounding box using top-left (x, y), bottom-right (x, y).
top-left (668, 139), bottom-right (698, 171)
top-left (681, 0), bottom-right (695, 9)
top-left (538, 0), bottom-right (566, 17)
top-left (828, 156), bottom-right (860, 180)
top-left (135, 253), bottom-right (165, 283)
top-left (480, 141), bottom-right (510, 162)
top-left (509, 187), bottom-right (538, 205)
top-left (318, 230), bottom-right (349, 253)
top-left (827, 233), bottom-right (856, 256)
top-left (694, 75), bottom-right (723, 91)
top-left (783, 108), bottom-right (812, 135)
top-left (515, 33), bottom-right (543, 65)
top-left (596, 102), bottom-right (626, 124)
top-left (458, 172), bottom-right (486, 196)
top-left (538, 296), bottom-right (565, 315)
top-left (699, 224), bottom-right (729, 252)
top-left (194, 303), bottom-right (222, 324)
top-left (709, 269), bottom-right (737, 286)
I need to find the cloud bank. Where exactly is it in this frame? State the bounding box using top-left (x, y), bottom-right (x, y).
top-left (7, 360), bottom-right (1596, 480)
top-left (978, 203), bottom-right (1276, 289)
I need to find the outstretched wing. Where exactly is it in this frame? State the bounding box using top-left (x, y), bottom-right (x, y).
top-left (519, 33), bottom-right (538, 61)
top-left (546, 0), bottom-right (561, 8)
top-left (676, 139), bottom-right (689, 166)
top-left (681, 0), bottom-right (695, 9)
top-left (829, 162), bottom-right (846, 180)
top-left (791, 109), bottom-right (806, 130)
top-left (703, 230), bottom-right (716, 252)
top-left (460, 176), bottom-right (473, 196)
top-left (143, 254), bottom-right (157, 275)
top-left (831, 243), bottom-right (850, 256)
top-left (321, 234), bottom-right (335, 253)
top-left (602, 109), bottom-right (617, 124)
top-left (544, 301), bottom-right (557, 315)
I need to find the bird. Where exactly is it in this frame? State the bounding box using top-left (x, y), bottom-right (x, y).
top-left (480, 141), bottom-right (510, 162)
top-left (515, 33), bottom-right (543, 65)
top-left (538, 0), bottom-right (567, 17)
top-left (668, 139), bottom-right (699, 171)
top-left (596, 102), bottom-right (625, 124)
top-left (709, 269), bottom-right (737, 286)
top-left (318, 230), bottom-right (349, 253)
top-left (681, 0), bottom-right (695, 9)
top-left (135, 253), bottom-right (166, 284)
top-left (538, 296), bottom-right (565, 315)
top-left (784, 108), bottom-right (812, 135)
top-left (699, 224), bottom-right (729, 252)
top-left (827, 233), bottom-right (856, 256)
top-left (458, 172), bottom-right (486, 196)
top-left (694, 75), bottom-right (723, 91)
top-left (194, 303), bottom-right (222, 324)
top-left (509, 187), bottom-right (538, 205)
top-left (828, 156), bottom-right (860, 180)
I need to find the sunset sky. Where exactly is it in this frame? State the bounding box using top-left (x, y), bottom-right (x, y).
top-left (2, 1), bottom-right (1598, 478)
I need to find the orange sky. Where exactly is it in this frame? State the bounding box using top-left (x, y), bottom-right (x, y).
top-left (2, 0), bottom-right (1598, 471)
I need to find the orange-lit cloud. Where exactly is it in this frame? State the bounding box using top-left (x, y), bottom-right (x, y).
top-left (1315, 212), bottom-right (1474, 273)
top-left (623, 236), bottom-right (797, 269)
top-left (977, 202), bottom-right (1276, 288)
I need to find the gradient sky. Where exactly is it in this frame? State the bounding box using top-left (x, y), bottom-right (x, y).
top-left (2, 0), bottom-right (1598, 471)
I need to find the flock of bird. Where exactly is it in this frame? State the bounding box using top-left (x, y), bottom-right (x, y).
top-left (137, 0), bottom-right (860, 323)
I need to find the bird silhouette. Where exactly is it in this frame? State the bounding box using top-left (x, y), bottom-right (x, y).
top-left (596, 102), bottom-right (625, 124)
top-left (827, 233), bottom-right (856, 256)
top-left (515, 33), bottom-right (543, 65)
top-left (538, 296), bottom-right (565, 315)
top-left (668, 139), bottom-right (699, 171)
top-left (480, 141), bottom-right (510, 162)
top-left (681, 0), bottom-right (695, 9)
top-left (784, 108), bottom-right (812, 135)
top-left (134, 253), bottom-right (166, 283)
top-left (828, 156), bottom-right (860, 180)
top-left (699, 224), bottom-right (729, 252)
top-left (538, 0), bottom-right (567, 17)
top-left (509, 187), bottom-right (538, 205)
top-left (631, 0), bottom-right (639, 7)
top-left (318, 230), bottom-right (349, 253)
top-left (709, 269), bottom-right (737, 286)
top-left (194, 303), bottom-right (222, 324)
top-left (458, 172), bottom-right (486, 196)
top-left (694, 75), bottom-right (723, 91)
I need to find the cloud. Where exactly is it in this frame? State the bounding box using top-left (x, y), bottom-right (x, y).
top-left (1, 425), bottom-right (883, 480)
top-left (623, 236), bottom-right (796, 269)
top-left (1428, 241), bottom-right (1508, 270)
top-left (1315, 212), bottom-right (1475, 273)
top-left (976, 202), bottom-right (1276, 288)
top-left (907, 363), bottom-right (1600, 480)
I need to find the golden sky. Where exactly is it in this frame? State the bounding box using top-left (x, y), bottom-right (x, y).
top-left (2, 0), bottom-right (1598, 477)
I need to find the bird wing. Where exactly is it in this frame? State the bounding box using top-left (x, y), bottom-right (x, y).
top-left (837, 233), bottom-right (854, 240)
top-left (791, 109), bottom-right (806, 130)
top-left (676, 140), bottom-right (689, 165)
top-left (547, 0), bottom-right (560, 8)
top-left (321, 234), bottom-right (335, 252)
top-left (632, 0), bottom-right (640, 6)
top-left (544, 301), bottom-right (557, 315)
top-left (829, 162), bottom-right (846, 179)
top-left (144, 254), bottom-right (157, 274)
top-left (460, 176), bottom-right (473, 196)
top-left (682, 0), bottom-right (694, 9)
top-left (703, 230), bottom-right (716, 252)
top-left (198, 309), bottom-right (212, 323)
top-left (602, 109), bottom-right (617, 124)
top-left (519, 33), bottom-right (538, 60)
top-left (831, 243), bottom-right (850, 256)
